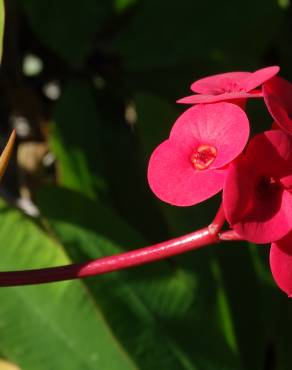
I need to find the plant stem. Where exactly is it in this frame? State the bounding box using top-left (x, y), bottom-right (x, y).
top-left (209, 201), bottom-right (225, 234)
top-left (0, 226), bottom-right (221, 286)
top-left (0, 203), bottom-right (241, 287)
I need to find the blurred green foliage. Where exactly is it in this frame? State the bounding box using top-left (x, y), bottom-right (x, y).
top-left (0, 0), bottom-right (291, 369)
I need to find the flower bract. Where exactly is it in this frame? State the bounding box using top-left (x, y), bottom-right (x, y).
top-left (147, 102), bottom-right (250, 206)
top-left (223, 130), bottom-right (292, 243)
top-left (270, 232), bottom-right (292, 296)
top-left (177, 66), bottom-right (279, 105)
top-left (263, 76), bottom-right (292, 134)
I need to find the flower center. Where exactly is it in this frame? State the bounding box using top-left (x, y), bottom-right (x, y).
top-left (256, 176), bottom-right (280, 200)
top-left (190, 144), bottom-right (217, 170)
top-left (223, 81), bottom-right (245, 93)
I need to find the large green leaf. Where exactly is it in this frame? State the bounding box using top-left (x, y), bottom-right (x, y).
top-left (0, 200), bottom-right (136, 370)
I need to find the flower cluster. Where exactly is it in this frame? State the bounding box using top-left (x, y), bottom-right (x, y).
top-left (147, 66), bottom-right (292, 296)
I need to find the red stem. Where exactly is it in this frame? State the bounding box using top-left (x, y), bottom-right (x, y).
top-left (209, 201), bottom-right (225, 234)
top-left (0, 203), bottom-right (241, 287)
top-left (0, 226), bottom-right (219, 286)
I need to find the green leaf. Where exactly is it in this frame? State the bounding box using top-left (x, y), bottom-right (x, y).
top-left (51, 82), bottom-right (169, 241)
top-left (277, 0), bottom-right (290, 9)
top-left (111, 0), bottom-right (284, 103)
top-left (51, 81), bottom-right (105, 199)
top-left (18, 0), bottom-right (112, 65)
top-left (0, 0), bottom-right (4, 63)
top-left (0, 199), bottom-right (136, 370)
top-left (115, 0), bottom-right (138, 12)
top-left (113, 0), bottom-right (282, 70)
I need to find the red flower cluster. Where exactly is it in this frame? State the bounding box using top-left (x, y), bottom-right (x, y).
top-left (147, 66), bottom-right (292, 296)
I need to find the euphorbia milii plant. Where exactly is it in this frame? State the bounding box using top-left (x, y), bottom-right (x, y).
top-left (3, 65), bottom-right (292, 298)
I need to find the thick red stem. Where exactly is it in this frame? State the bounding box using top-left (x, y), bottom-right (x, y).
top-left (0, 226), bottom-right (219, 286)
top-left (0, 202), bottom-right (239, 287)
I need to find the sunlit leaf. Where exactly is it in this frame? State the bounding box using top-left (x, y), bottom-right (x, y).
top-left (0, 200), bottom-right (136, 370)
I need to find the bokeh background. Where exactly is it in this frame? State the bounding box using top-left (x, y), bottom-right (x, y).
top-left (0, 0), bottom-right (291, 369)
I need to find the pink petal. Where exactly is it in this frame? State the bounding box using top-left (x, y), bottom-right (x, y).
top-left (147, 140), bottom-right (225, 206)
top-left (169, 103), bottom-right (250, 169)
top-left (190, 72), bottom-right (251, 94)
top-left (270, 233), bottom-right (292, 296)
top-left (263, 76), bottom-right (292, 134)
top-left (177, 91), bottom-right (262, 104)
top-left (241, 66), bottom-right (280, 92)
top-left (223, 156), bottom-right (292, 243)
top-left (245, 130), bottom-right (292, 178)
top-left (223, 131), bottom-right (292, 243)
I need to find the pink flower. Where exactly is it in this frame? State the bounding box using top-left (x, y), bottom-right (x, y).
top-left (270, 232), bottom-right (292, 296)
top-left (177, 66), bottom-right (280, 105)
top-left (263, 76), bottom-right (292, 134)
top-left (147, 102), bottom-right (249, 206)
top-left (223, 130), bottom-right (292, 244)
